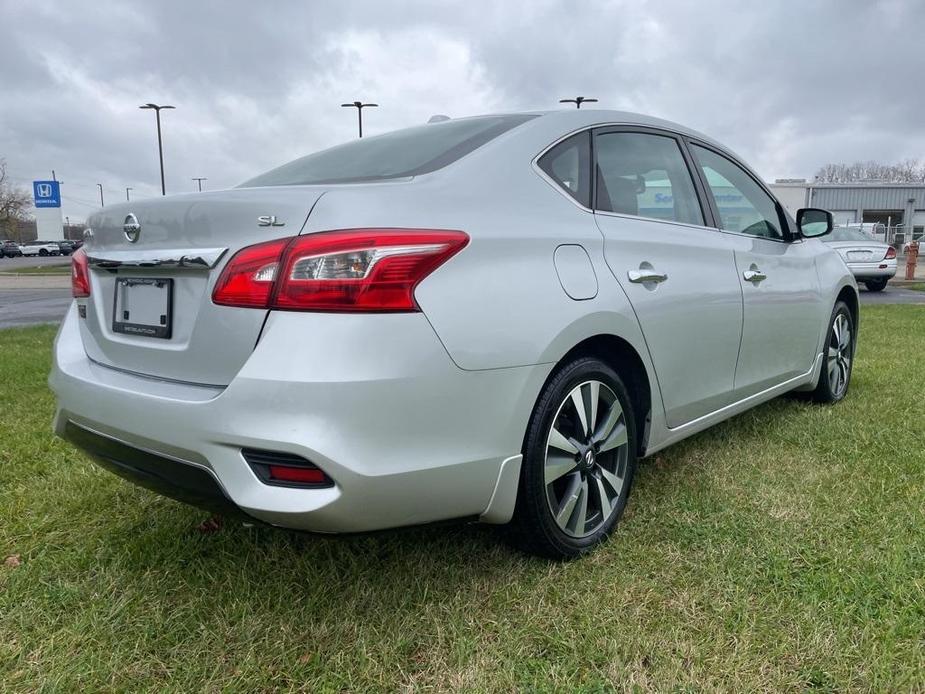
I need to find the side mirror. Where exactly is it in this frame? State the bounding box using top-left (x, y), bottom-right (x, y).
top-left (797, 208), bottom-right (833, 238)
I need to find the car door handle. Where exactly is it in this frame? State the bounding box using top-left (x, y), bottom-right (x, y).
top-left (627, 269), bottom-right (668, 284)
top-left (743, 268), bottom-right (767, 283)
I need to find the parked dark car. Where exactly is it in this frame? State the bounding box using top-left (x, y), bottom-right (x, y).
top-left (0, 240), bottom-right (23, 258)
top-left (57, 240), bottom-right (75, 255)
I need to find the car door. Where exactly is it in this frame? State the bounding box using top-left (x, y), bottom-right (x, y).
top-left (688, 143), bottom-right (824, 398)
top-left (591, 128), bottom-right (744, 428)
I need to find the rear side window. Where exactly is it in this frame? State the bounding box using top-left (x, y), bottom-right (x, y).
top-left (241, 114), bottom-right (537, 187)
top-left (593, 132), bottom-right (704, 226)
top-left (537, 132), bottom-right (592, 207)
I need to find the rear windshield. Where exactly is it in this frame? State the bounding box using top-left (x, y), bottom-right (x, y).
top-left (828, 226), bottom-right (875, 242)
top-left (241, 114), bottom-right (536, 187)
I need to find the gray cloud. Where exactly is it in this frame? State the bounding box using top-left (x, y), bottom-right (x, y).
top-left (2, 0), bottom-right (923, 220)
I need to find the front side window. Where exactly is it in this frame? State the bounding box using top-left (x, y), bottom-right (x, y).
top-left (241, 114), bottom-right (536, 187)
top-left (691, 145), bottom-right (784, 239)
top-left (537, 132), bottom-right (591, 207)
top-left (593, 132), bottom-right (704, 226)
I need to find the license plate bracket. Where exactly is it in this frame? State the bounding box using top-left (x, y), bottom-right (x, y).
top-left (112, 277), bottom-right (173, 339)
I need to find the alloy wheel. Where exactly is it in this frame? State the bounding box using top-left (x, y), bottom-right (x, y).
top-left (544, 380), bottom-right (630, 538)
top-left (827, 313), bottom-right (852, 398)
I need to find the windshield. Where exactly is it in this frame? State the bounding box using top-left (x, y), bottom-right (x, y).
top-left (241, 114), bottom-right (536, 187)
top-left (828, 226), bottom-right (876, 243)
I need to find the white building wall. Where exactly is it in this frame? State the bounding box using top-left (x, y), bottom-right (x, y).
top-left (35, 207), bottom-right (64, 241)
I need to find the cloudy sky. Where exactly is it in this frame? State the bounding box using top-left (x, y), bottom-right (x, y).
top-left (2, 0), bottom-right (923, 222)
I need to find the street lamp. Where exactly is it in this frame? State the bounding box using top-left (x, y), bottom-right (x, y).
top-left (96, 183), bottom-right (104, 207)
top-left (559, 96), bottom-right (598, 109)
top-left (125, 187), bottom-right (132, 201)
top-left (341, 101), bottom-right (378, 138)
top-left (192, 177), bottom-right (207, 192)
top-left (139, 103), bottom-right (175, 195)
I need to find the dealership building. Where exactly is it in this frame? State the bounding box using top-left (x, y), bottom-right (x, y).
top-left (769, 179), bottom-right (925, 244)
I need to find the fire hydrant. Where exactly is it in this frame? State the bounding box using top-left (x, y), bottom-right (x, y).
top-left (906, 241), bottom-right (919, 281)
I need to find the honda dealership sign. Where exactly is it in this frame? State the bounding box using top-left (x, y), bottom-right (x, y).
top-left (33, 180), bottom-right (61, 208)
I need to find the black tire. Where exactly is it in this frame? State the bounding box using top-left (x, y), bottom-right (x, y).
top-left (864, 278), bottom-right (888, 292)
top-left (39, 248), bottom-right (48, 256)
top-left (507, 357), bottom-right (638, 560)
top-left (812, 301), bottom-right (855, 404)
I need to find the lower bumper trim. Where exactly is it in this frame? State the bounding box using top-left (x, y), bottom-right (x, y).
top-left (64, 422), bottom-right (252, 520)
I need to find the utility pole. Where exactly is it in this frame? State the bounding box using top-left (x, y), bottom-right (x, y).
top-left (341, 101), bottom-right (378, 138)
top-left (559, 96), bottom-right (598, 109)
top-left (139, 103), bottom-right (175, 195)
top-left (96, 183), bottom-right (104, 207)
top-left (192, 177), bottom-right (207, 192)
top-left (126, 187), bottom-right (133, 201)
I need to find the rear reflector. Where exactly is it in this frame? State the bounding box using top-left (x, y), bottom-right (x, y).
top-left (212, 229), bottom-right (468, 312)
top-left (884, 246), bottom-right (897, 260)
top-left (72, 248), bottom-right (91, 298)
top-left (241, 448), bottom-right (333, 488)
top-left (267, 465), bottom-right (327, 484)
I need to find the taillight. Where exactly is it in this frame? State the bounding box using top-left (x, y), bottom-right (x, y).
top-left (71, 248), bottom-right (91, 298)
top-left (884, 246), bottom-right (897, 260)
top-left (212, 238), bottom-right (288, 308)
top-left (212, 229), bottom-right (468, 312)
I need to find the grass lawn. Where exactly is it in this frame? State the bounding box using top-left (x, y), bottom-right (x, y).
top-left (2, 306), bottom-right (924, 691)
top-left (0, 264), bottom-right (71, 275)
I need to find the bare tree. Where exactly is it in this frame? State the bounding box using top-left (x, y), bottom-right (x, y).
top-left (814, 159), bottom-right (925, 184)
top-left (0, 159), bottom-right (34, 242)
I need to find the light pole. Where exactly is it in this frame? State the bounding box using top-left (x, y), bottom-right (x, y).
top-left (559, 96), bottom-right (598, 109)
top-left (96, 183), bottom-right (104, 207)
top-left (65, 216), bottom-right (70, 238)
top-left (139, 103), bottom-right (175, 195)
top-left (125, 187), bottom-right (132, 201)
top-left (192, 177), bottom-right (207, 192)
top-left (341, 101), bottom-right (378, 138)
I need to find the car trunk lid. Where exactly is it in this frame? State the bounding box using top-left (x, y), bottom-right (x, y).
top-left (78, 187), bottom-right (324, 385)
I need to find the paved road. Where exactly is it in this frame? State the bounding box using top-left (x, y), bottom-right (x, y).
top-left (0, 289), bottom-right (72, 328)
top-left (859, 286), bottom-right (925, 305)
top-left (0, 255), bottom-right (71, 270)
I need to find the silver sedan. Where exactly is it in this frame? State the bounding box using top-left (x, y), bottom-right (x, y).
top-left (824, 225), bottom-right (897, 292)
top-left (50, 110), bottom-right (857, 558)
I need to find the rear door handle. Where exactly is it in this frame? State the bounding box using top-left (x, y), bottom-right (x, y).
top-left (627, 269), bottom-right (668, 284)
top-left (743, 268), bottom-right (767, 283)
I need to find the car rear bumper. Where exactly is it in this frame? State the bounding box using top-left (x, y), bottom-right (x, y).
top-left (50, 304), bottom-right (546, 532)
top-left (846, 259), bottom-right (896, 280)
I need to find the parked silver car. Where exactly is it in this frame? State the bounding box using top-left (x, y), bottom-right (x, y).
top-left (825, 225), bottom-right (897, 291)
top-left (50, 111), bottom-right (857, 558)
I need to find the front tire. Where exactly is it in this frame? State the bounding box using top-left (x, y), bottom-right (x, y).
top-left (812, 301), bottom-right (854, 403)
top-left (864, 278), bottom-right (888, 292)
top-left (508, 357), bottom-right (637, 560)
top-left (39, 249), bottom-right (48, 256)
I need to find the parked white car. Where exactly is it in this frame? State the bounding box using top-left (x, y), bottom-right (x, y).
top-left (19, 241), bottom-right (61, 256)
top-left (825, 226), bottom-right (897, 291)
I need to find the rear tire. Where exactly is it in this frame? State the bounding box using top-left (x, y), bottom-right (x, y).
top-left (812, 301), bottom-right (854, 404)
top-left (507, 357), bottom-right (637, 560)
top-left (864, 278), bottom-right (887, 292)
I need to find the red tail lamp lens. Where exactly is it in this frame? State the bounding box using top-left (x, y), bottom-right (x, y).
top-left (212, 230), bottom-right (468, 312)
top-left (71, 248), bottom-right (91, 298)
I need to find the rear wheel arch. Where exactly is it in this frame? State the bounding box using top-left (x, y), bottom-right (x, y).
top-left (542, 334), bottom-right (652, 458)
